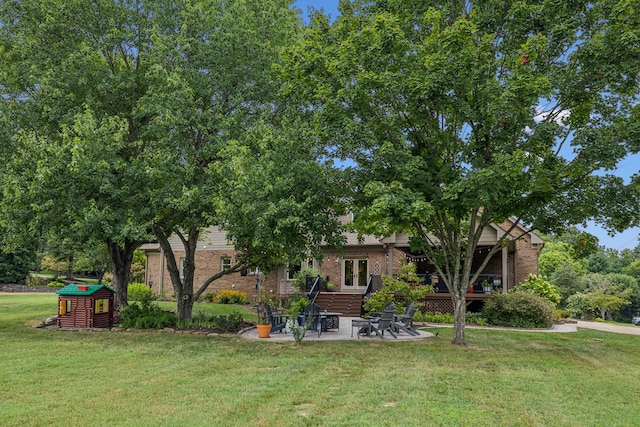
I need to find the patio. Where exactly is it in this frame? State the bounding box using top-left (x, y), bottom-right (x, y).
top-left (239, 316), bottom-right (435, 341)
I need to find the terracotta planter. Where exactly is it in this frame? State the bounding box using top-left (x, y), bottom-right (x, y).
top-left (256, 324), bottom-right (271, 338)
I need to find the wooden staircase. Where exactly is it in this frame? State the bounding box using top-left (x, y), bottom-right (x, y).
top-left (313, 292), bottom-right (363, 317)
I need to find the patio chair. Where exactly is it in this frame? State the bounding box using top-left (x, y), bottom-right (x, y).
top-left (267, 305), bottom-right (287, 333)
top-left (396, 302), bottom-right (414, 323)
top-left (393, 305), bottom-right (419, 336)
top-left (369, 302), bottom-right (397, 339)
top-left (303, 303), bottom-right (322, 336)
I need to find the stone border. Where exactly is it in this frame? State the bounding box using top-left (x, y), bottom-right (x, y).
top-left (0, 284), bottom-right (58, 293)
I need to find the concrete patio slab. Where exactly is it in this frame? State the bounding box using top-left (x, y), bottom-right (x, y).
top-left (239, 316), bottom-right (434, 341)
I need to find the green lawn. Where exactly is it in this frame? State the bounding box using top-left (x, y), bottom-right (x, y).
top-left (2, 294), bottom-right (640, 426)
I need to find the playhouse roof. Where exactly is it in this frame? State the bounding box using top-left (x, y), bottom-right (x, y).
top-left (56, 284), bottom-right (115, 296)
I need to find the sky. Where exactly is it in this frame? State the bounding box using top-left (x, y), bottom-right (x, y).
top-left (292, 0), bottom-right (640, 250)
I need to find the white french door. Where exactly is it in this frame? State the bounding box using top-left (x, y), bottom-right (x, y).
top-left (343, 259), bottom-right (368, 292)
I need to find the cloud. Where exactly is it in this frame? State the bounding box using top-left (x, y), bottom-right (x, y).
top-left (534, 105), bottom-right (571, 126)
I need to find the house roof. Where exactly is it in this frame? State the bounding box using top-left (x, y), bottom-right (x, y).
top-left (56, 284), bottom-right (115, 296)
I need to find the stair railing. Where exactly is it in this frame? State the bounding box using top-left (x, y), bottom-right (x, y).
top-left (307, 275), bottom-right (321, 304)
top-left (361, 274), bottom-right (382, 316)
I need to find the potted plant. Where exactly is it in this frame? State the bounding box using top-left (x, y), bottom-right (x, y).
top-left (256, 291), bottom-right (274, 338)
top-left (326, 280), bottom-right (335, 292)
top-left (289, 296), bottom-right (310, 326)
top-left (481, 280), bottom-right (492, 294)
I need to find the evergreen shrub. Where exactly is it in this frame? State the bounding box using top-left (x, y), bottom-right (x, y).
top-left (483, 291), bottom-right (555, 328)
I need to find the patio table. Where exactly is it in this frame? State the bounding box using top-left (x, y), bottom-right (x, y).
top-left (351, 318), bottom-right (371, 338)
top-left (304, 312), bottom-right (342, 337)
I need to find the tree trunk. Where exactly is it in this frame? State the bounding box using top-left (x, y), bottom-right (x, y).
top-left (177, 291), bottom-right (194, 320)
top-left (107, 239), bottom-right (140, 310)
top-left (152, 223), bottom-right (200, 321)
top-left (66, 254), bottom-right (74, 280)
top-left (451, 287), bottom-right (467, 345)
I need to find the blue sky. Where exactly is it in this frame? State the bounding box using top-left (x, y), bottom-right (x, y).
top-left (292, 0), bottom-right (640, 250)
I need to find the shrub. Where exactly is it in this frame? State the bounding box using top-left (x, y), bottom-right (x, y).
top-left (127, 283), bottom-right (154, 302)
top-left (363, 263), bottom-right (433, 314)
top-left (201, 292), bottom-right (216, 303)
top-left (465, 312), bottom-right (488, 326)
top-left (177, 310), bottom-right (245, 333)
top-left (120, 295), bottom-right (177, 329)
top-left (483, 291), bottom-right (555, 328)
top-left (516, 274), bottom-right (561, 305)
top-left (25, 275), bottom-right (47, 287)
top-left (290, 267), bottom-right (321, 292)
top-left (419, 311), bottom-right (454, 324)
top-left (212, 312), bottom-right (244, 333)
top-left (566, 292), bottom-right (591, 318)
top-left (129, 249), bottom-right (146, 283)
top-left (47, 280), bottom-right (65, 288)
top-left (214, 289), bottom-right (249, 304)
top-left (363, 289), bottom-right (395, 314)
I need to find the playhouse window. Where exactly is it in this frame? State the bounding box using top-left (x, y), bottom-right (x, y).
top-left (59, 300), bottom-right (72, 315)
top-left (95, 299), bottom-right (109, 314)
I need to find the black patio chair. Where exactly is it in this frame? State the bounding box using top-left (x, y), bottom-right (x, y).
top-left (393, 305), bottom-right (419, 336)
top-left (396, 302), bottom-right (414, 323)
top-left (267, 305), bottom-right (287, 333)
top-left (370, 302), bottom-right (397, 339)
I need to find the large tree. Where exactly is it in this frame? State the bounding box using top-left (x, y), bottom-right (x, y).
top-left (0, 0), bottom-right (156, 308)
top-left (139, 0), bottom-right (346, 320)
top-left (282, 0), bottom-right (640, 344)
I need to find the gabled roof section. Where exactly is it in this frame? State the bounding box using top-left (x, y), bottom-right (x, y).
top-left (494, 220), bottom-right (545, 245)
top-left (56, 284), bottom-right (115, 296)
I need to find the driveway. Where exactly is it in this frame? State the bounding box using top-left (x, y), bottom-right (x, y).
top-left (576, 320), bottom-right (640, 335)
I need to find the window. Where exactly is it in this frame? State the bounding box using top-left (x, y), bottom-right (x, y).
top-left (221, 257), bottom-right (232, 272)
top-left (287, 263), bottom-right (302, 281)
top-left (286, 259), bottom-right (315, 281)
top-left (59, 300), bottom-right (71, 315)
top-left (95, 299), bottom-right (109, 314)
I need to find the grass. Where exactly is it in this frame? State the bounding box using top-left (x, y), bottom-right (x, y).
top-left (2, 294), bottom-right (640, 426)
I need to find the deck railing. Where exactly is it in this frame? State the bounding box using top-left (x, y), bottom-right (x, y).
top-left (417, 273), bottom-right (503, 293)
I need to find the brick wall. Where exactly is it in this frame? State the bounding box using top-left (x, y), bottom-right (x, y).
top-left (145, 249), bottom-right (278, 301)
top-left (498, 219), bottom-right (544, 287)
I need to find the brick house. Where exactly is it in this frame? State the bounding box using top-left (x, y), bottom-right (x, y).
top-left (143, 220), bottom-right (544, 313)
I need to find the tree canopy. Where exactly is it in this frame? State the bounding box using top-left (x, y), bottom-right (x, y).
top-left (281, 0), bottom-right (640, 344)
top-left (0, 0), bottom-right (157, 307)
top-left (1, 0), bottom-right (347, 320)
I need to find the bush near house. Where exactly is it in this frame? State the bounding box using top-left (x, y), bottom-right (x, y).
top-left (120, 295), bottom-right (177, 329)
top-left (483, 291), bottom-right (555, 329)
top-left (515, 274), bottom-right (561, 305)
top-left (128, 282), bottom-right (154, 302)
top-left (363, 263), bottom-right (432, 314)
top-left (213, 290), bottom-right (249, 304)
